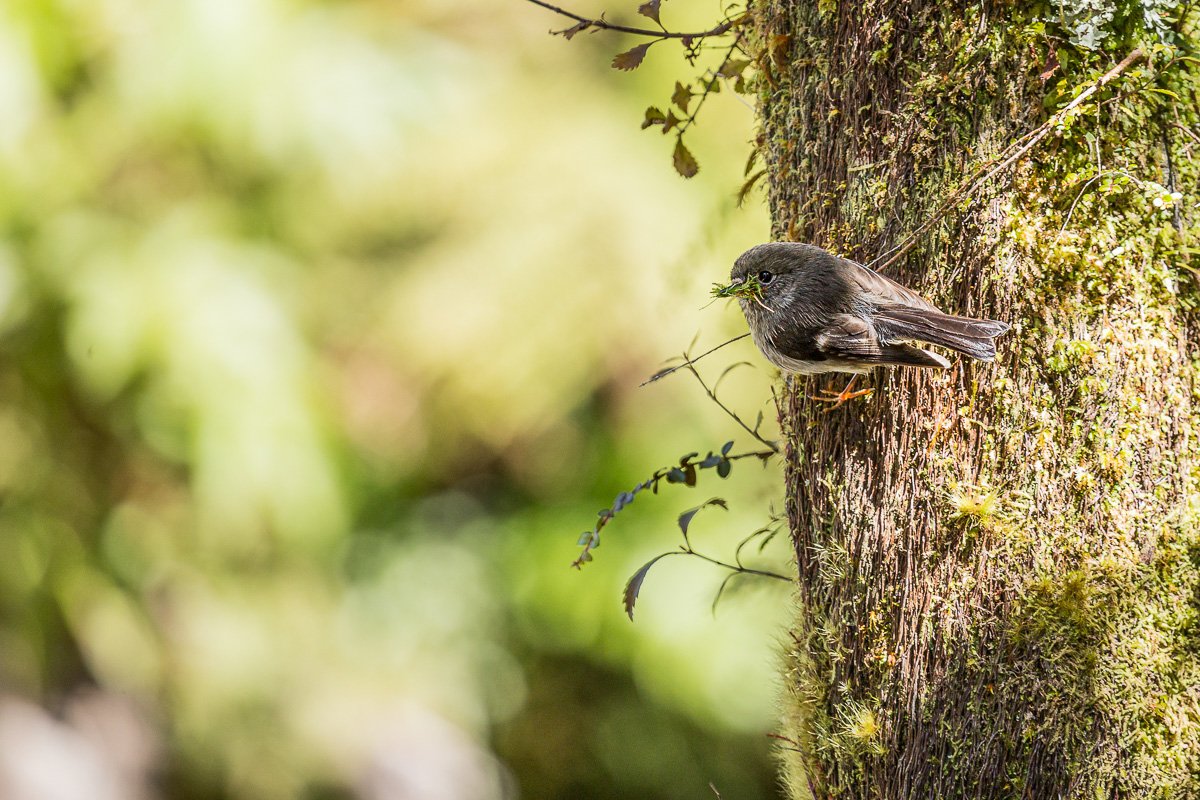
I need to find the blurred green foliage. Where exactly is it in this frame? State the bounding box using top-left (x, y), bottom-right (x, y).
top-left (0, 0), bottom-right (788, 797)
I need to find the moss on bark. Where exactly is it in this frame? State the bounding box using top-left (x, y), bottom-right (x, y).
top-left (755, 2), bottom-right (1200, 797)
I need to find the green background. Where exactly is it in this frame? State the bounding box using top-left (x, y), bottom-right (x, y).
top-left (0, 0), bottom-right (792, 797)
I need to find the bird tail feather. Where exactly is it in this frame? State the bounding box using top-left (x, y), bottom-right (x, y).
top-left (875, 307), bottom-right (1010, 361)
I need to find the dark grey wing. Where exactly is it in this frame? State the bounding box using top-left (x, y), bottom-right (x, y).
top-left (873, 305), bottom-right (1011, 360)
top-left (841, 256), bottom-right (1011, 361)
top-left (815, 314), bottom-right (950, 368)
top-left (842, 257), bottom-right (940, 312)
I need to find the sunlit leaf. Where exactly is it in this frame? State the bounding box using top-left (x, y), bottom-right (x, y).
top-left (718, 58), bottom-right (751, 78)
top-left (612, 43), bottom-right (651, 71)
top-left (637, 0), bottom-right (662, 24)
top-left (641, 105), bottom-right (667, 129)
top-left (671, 81), bottom-right (693, 113)
top-left (673, 138), bottom-right (699, 178)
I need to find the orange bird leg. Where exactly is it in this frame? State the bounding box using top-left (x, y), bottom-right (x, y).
top-left (808, 375), bottom-right (875, 411)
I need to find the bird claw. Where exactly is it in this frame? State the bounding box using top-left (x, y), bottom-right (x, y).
top-left (807, 377), bottom-right (874, 411)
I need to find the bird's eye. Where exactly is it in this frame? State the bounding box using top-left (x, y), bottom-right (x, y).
top-left (757, 270), bottom-right (774, 284)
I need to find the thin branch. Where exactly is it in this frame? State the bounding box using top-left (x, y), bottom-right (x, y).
top-left (524, 0), bottom-right (747, 40)
top-left (678, 34), bottom-right (746, 134)
top-left (1059, 169), bottom-right (1145, 233)
top-left (640, 333), bottom-right (750, 385)
top-left (867, 48), bottom-right (1145, 273)
top-left (685, 360), bottom-right (780, 452)
top-left (682, 547), bottom-right (793, 582)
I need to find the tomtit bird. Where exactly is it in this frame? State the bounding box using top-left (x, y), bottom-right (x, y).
top-left (725, 242), bottom-right (1010, 406)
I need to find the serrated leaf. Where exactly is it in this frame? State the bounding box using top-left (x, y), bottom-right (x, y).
top-left (662, 110), bottom-right (681, 134)
top-left (612, 43), bottom-right (651, 71)
top-left (673, 138), bottom-right (699, 178)
top-left (637, 0), bottom-right (662, 24)
top-left (624, 553), bottom-right (672, 620)
top-left (641, 105), bottom-right (667, 130)
top-left (671, 81), bottom-right (693, 113)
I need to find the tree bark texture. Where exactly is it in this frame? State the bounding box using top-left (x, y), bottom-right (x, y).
top-left (757, 3), bottom-right (1200, 798)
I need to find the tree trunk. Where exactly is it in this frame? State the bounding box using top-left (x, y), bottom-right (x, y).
top-left (757, 3), bottom-right (1200, 798)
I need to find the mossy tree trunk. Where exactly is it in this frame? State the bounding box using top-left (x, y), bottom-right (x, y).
top-left (756, 2), bottom-right (1200, 797)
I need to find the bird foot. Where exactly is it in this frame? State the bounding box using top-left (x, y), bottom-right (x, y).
top-left (807, 377), bottom-right (874, 411)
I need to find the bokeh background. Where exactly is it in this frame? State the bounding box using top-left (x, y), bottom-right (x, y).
top-left (0, 1), bottom-right (794, 797)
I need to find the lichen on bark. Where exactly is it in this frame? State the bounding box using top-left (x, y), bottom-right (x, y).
top-left (754, 1), bottom-right (1200, 797)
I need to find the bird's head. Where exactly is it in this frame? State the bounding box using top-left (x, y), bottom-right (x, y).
top-left (715, 242), bottom-right (827, 314)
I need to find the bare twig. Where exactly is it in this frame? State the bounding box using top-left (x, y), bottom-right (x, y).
top-left (1059, 169), bottom-right (1145, 233)
top-left (640, 333), bottom-right (750, 385)
top-left (677, 34), bottom-right (747, 134)
top-left (684, 547), bottom-right (792, 582)
top-left (685, 360), bottom-right (780, 452)
top-left (523, 0), bottom-right (748, 40)
top-left (868, 48), bottom-right (1145, 273)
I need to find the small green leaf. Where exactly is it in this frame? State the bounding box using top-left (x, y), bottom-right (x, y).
top-left (721, 441), bottom-right (734, 456)
top-left (718, 58), bottom-right (751, 78)
top-left (641, 105), bottom-right (667, 129)
top-left (717, 459), bottom-right (732, 478)
top-left (673, 138), bottom-right (699, 178)
top-left (612, 43), bottom-right (651, 71)
top-left (662, 110), bottom-right (681, 133)
top-left (671, 81), bottom-right (694, 113)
